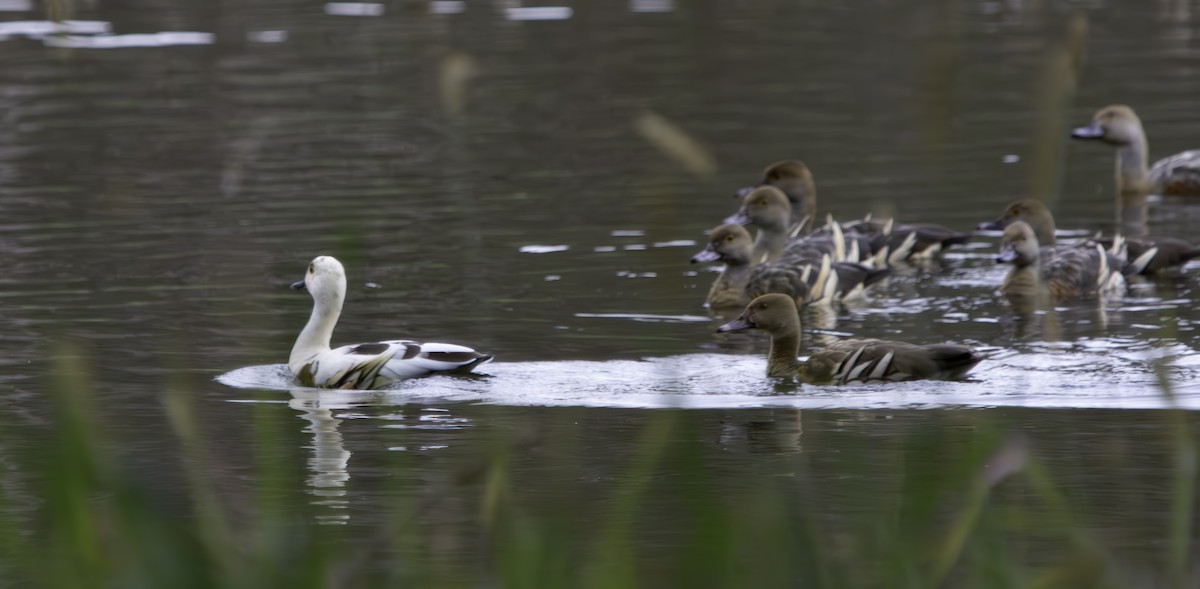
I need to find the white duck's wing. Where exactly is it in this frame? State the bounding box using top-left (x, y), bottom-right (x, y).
top-left (377, 340), bottom-right (494, 381)
top-left (296, 340), bottom-right (492, 389)
top-left (299, 342), bottom-right (404, 389)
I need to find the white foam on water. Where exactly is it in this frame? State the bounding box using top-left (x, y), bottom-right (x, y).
top-left (0, 20), bottom-right (110, 40)
top-left (247, 30), bottom-right (288, 43)
top-left (324, 2), bottom-right (384, 16)
top-left (631, 0), bottom-right (673, 13)
top-left (430, 1), bottom-right (465, 14)
top-left (217, 344), bottom-right (1200, 411)
top-left (43, 32), bottom-right (214, 48)
top-left (505, 6), bottom-right (572, 21)
top-left (519, 244), bottom-right (569, 254)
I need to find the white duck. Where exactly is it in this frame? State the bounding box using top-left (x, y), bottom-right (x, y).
top-left (289, 256), bottom-right (493, 389)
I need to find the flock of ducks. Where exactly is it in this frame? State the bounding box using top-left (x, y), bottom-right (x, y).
top-left (285, 104), bottom-right (1200, 390)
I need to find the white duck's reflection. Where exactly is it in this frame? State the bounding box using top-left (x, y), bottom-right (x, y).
top-left (288, 391), bottom-right (353, 525)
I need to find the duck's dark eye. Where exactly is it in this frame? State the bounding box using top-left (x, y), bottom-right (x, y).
top-left (725, 235), bottom-right (734, 242)
top-left (757, 200), bottom-right (767, 206)
top-left (308, 264), bottom-right (314, 273)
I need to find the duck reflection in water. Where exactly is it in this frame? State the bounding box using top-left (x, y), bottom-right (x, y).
top-left (719, 409), bottom-right (804, 454)
top-left (289, 391), bottom-right (353, 525)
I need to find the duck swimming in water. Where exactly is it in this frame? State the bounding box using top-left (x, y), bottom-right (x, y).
top-left (692, 222), bottom-right (889, 310)
top-left (978, 198), bottom-right (1196, 275)
top-left (289, 256), bottom-right (492, 389)
top-left (1070, 104), bottom-right (1200, 234)
top-left (716, 294), bottom-right (982, 383)
top-left (995, 221), bottom-right (1128, 299)
top-left (731, 160), bottom-right (970, 260)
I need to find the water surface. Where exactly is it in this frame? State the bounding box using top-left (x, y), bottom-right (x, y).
top-left (3, 0), bottom-right (1200, 582)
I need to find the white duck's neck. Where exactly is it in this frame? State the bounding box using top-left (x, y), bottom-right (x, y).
top-left (290, 289), bottom-right (344, 369)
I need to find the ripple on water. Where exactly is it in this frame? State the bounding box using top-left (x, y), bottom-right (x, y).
top-left (217, 343), bottom-right (1200, 410)
top-left (574, 312), bottom-right (711, 323)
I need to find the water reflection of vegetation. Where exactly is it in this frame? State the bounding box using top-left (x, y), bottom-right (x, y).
top-left (5, 350), bottom-right (1194, 587)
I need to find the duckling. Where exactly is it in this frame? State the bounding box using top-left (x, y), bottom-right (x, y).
top-left (289, 256), bottom-right (492, 389)
top-left (978, 198), bottom-right (1194, 274)
top-left (994, 221), bottom-right (1042, 297)
top-left (996, 221), bottom-right (1127, 299)
top-left (1070, 105), bottom-right (1200, 234)
top-left (724, 186), bottom-right (872, 264)
top-left (733, 161), bottom-right (971, 259)
top-left (716, 294), bottom-right (982, 383)
top-left (977, 199), bottom-right (1060, 245)
top-left (691, 224), bottom-right (887, 309)
top-left (734, 160), bottom-right (817, 233)
top-left (691, 224), bottom-right (757, 310)
top-left (724, 186), bottom-right (798, 262)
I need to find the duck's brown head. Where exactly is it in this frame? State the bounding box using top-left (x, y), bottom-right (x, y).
top-left (691, 224), bottom-right (754, 265)
top-left (760, 160), bottom-right (813, 187)
top-left (1071, 105), bottom-right (1145, 147)
top-left (996, 221), bottom-right (1040, 267)
top-left (724, 186), bottom-right (792, 230)
top-left (734, 160), bottom-right (813, 197)
top-left (977, 198), bottom-right (1057, 245)
top-left (716, 293), bottom-right (800, 335)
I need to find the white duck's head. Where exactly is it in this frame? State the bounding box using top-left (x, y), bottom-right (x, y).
top-left (292, 255), bottom-right (348, 309)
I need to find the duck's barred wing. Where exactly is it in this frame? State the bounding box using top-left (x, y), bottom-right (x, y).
top-left (821, 339), bottom-right (980, 383)
top-left (1042, 245), bottom-right (1125, 298)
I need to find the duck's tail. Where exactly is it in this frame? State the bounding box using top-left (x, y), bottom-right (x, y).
top-left (925, 345), bottom-right (984, 380)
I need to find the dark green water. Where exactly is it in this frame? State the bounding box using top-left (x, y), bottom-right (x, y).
top-left (3, 0), bottom-right (1200, 583)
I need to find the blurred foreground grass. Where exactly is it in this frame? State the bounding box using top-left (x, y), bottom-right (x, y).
top-left (1, 350), bottom-right (1195, 588)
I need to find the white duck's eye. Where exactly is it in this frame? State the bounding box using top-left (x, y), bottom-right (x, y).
top-left (308, 264), bottom-right (314, 273)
